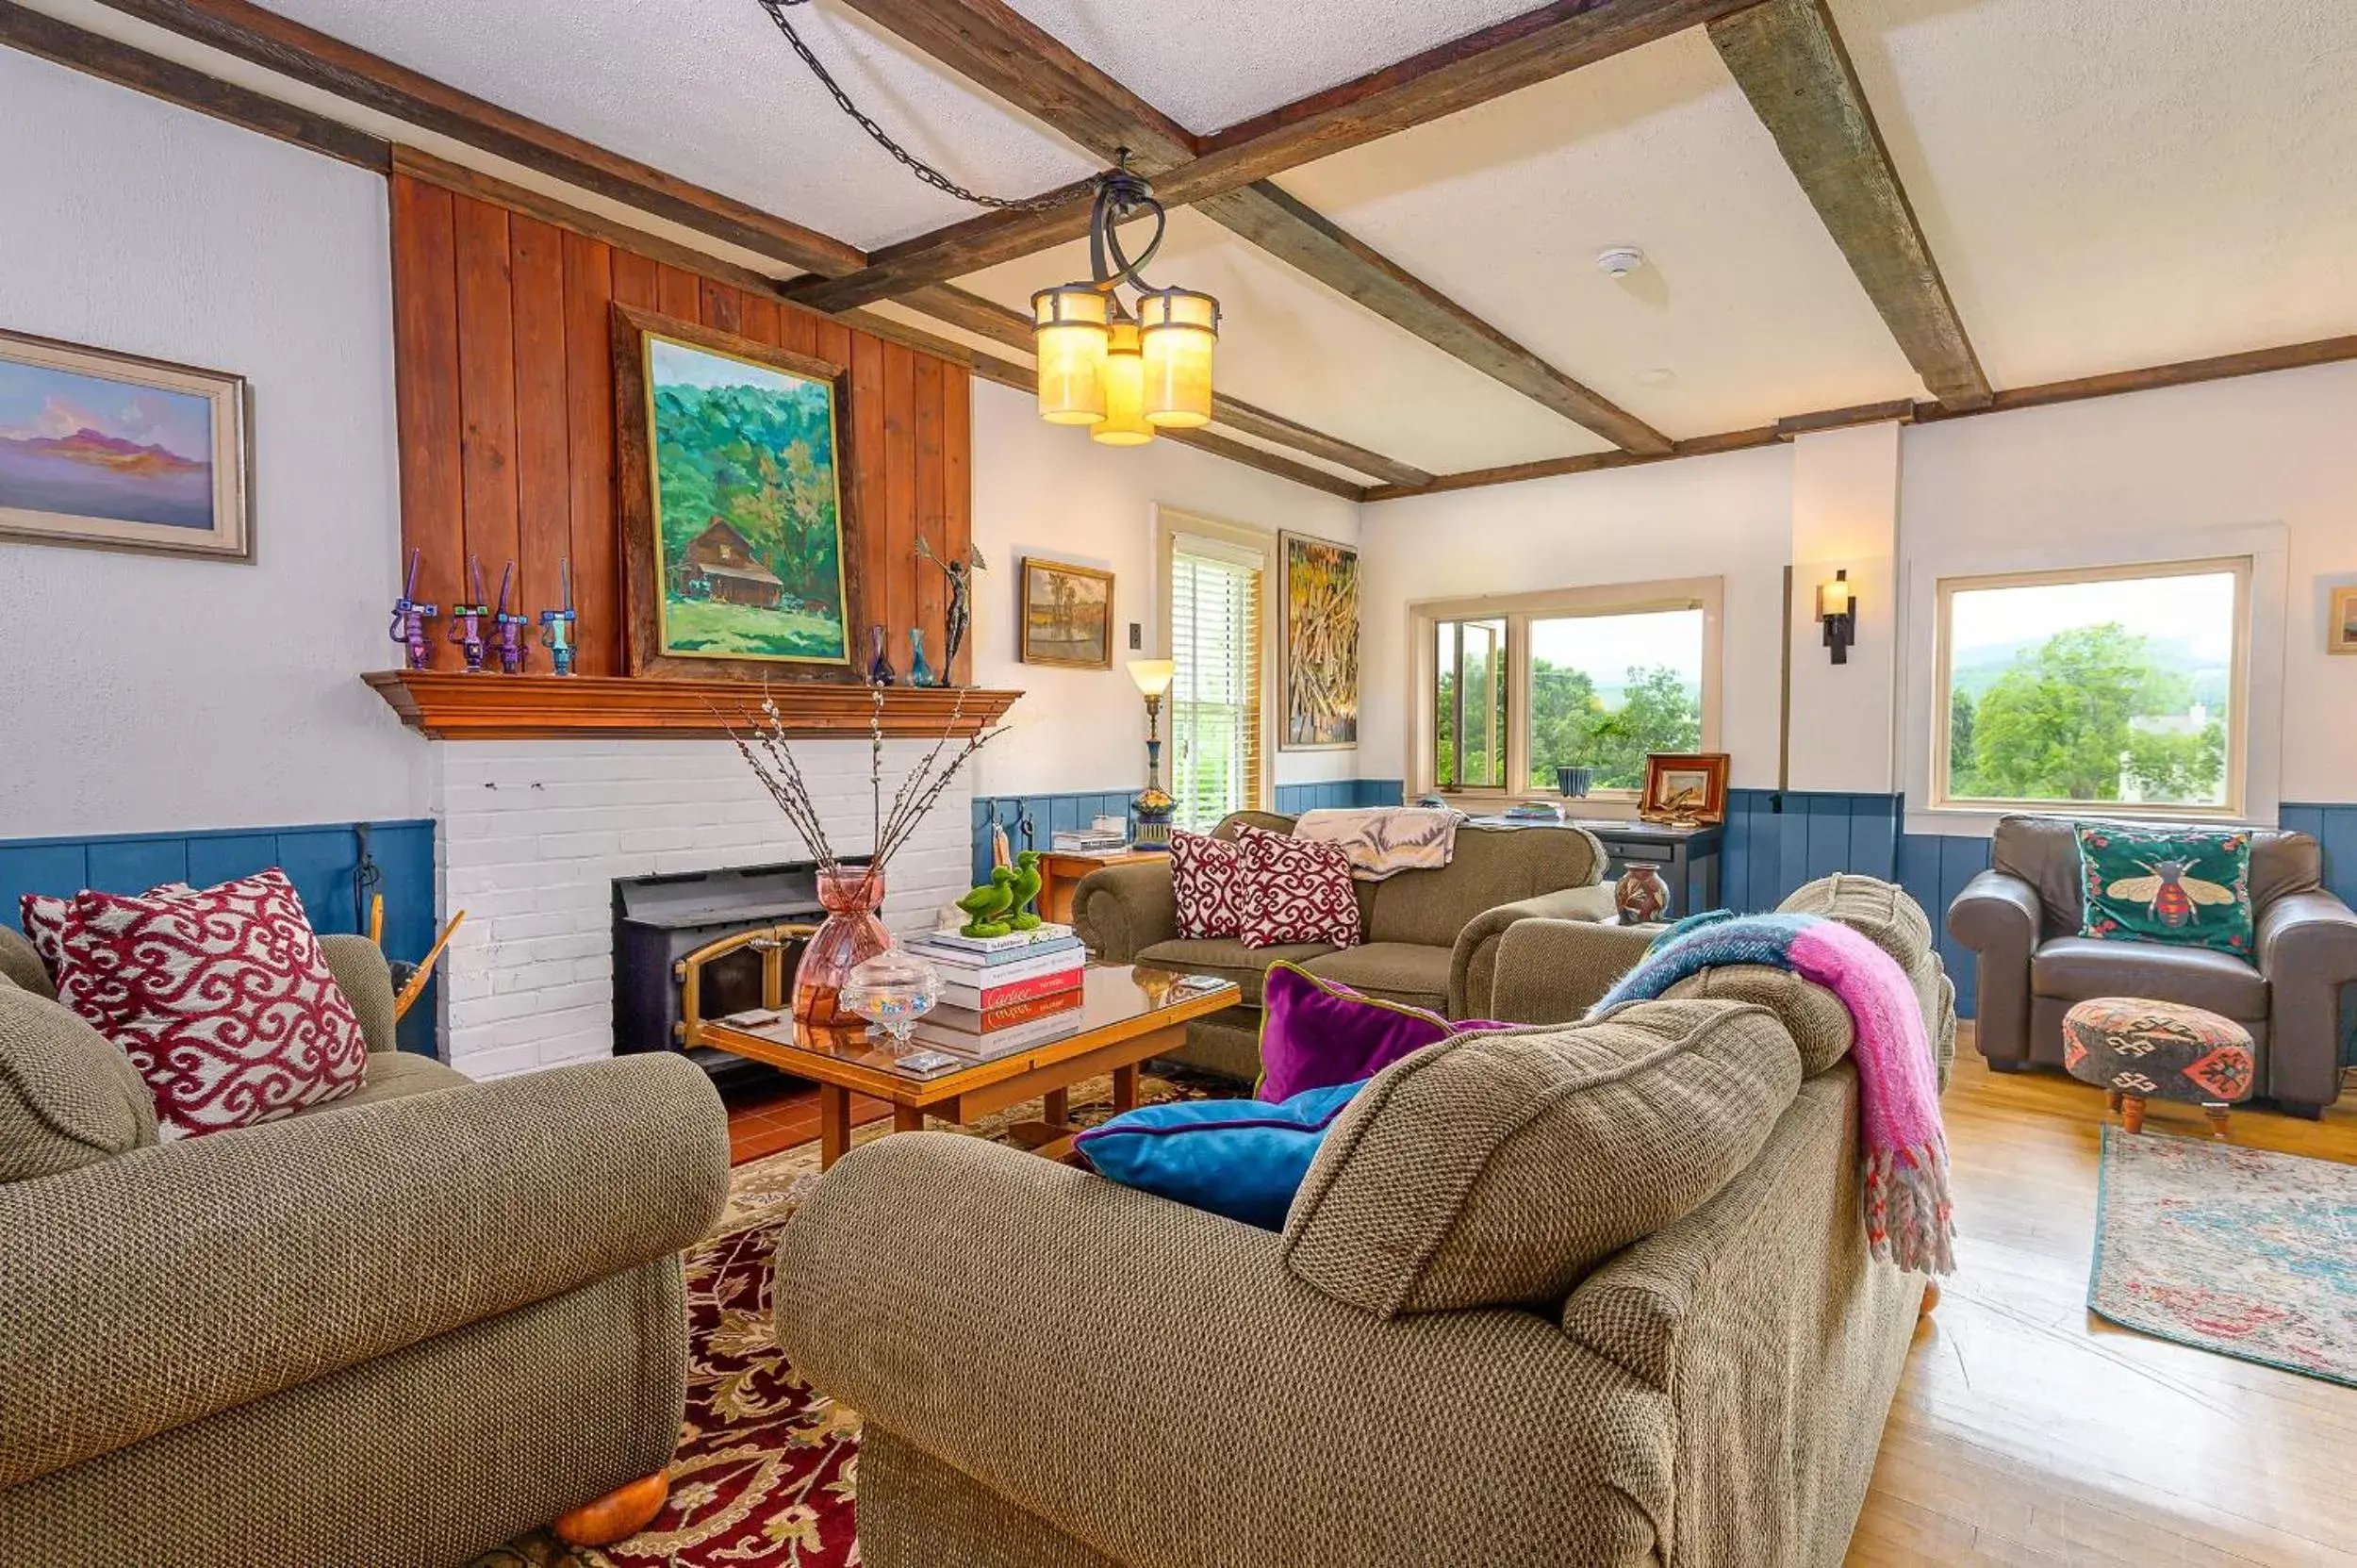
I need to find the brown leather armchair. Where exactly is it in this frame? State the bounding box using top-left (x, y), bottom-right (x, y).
top-left (1948, 815), bottom-right (2357, 1116)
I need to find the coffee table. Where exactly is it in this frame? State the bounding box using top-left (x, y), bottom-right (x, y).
top-left (697, 965), bottom-right (1241, 1167)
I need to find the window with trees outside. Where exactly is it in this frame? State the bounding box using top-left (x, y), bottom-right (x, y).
top-left (1421, 582), bottom-right (1716, 801)
top-left (1935, 558), bottom-right (2249, 814)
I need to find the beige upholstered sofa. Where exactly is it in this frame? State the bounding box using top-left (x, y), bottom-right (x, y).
top-left (1071, 809), bottom-right (1617, 1079)
top-left (775, 874), bottom-right (1954, 1568)
top-left (0, 925), bottom-right (731, 1568)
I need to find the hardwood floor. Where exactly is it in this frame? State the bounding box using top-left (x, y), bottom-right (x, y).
top-left (1851, 1038), bottom-right (2357, 1565)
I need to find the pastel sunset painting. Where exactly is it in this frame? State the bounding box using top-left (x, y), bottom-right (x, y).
top-left (0, 359), bottom-right (214, 529)
top-left (0, 332), bottom-right (246, 558)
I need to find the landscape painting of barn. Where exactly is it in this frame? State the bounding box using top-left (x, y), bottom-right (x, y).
top-left (619, 311), bottom-right (854, 675)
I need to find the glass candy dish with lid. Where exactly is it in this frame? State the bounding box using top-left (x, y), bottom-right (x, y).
top-left (840, 945), bottom-right (942, 1046)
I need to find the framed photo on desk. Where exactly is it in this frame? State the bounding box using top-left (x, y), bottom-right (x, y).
top-left (1640, 752), bottom-right (1730, 825)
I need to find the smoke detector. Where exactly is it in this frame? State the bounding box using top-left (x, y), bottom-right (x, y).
top-left (1595, 246), bottom-right (1646, 278)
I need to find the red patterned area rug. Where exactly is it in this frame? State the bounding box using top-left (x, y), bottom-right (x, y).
top-left (2090, 1126), bottom-right (2357, 1387)
top-left (471, 1066), bottom-right (1227, 1568)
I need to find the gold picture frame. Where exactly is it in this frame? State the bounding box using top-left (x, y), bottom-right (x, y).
top-left (0, 326), bottom-right (251, 561)
top-left (1018, 557), bottom-right (1115, 668)
top-left (1640, 752), bottom-right (1731, 826)
top-left (2331, 586), bottom-right (2357, 655)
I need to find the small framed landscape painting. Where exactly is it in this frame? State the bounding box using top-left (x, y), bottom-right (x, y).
top-left (1019, 557), bottom-right (1114, 668)
top-left (2331, 586), bottom-right (2357, 655)
top-left (1281, 532), bottom-right (1360, 750)
top-left (0, 328), bottom-right (249, 560)
top-left (612, 305), bottom-right (861, 682)
top-left (1640, 752), bottom-right (1731, 825)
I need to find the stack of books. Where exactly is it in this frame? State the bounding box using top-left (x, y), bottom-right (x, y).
top-left (1051, 824), bottom-right (1129, 854)
top-left (1501, 800), bottom-right (1568, 822)
top-left (907, 924), bottom-right (1087, 1048)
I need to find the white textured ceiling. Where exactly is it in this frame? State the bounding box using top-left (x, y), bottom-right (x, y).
top-left (26, 0), bottom-right (2357, 485)
top-left (1000, 0), bottom-right (1543, 136)
top-left (1277, 25), bottom-right (1929, 438)
top-left (954, 205), bottom-right (1615, 474)
top-left (1833, 0), bottom-right (2357, 388)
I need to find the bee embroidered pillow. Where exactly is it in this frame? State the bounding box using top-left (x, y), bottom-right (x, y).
top-left (2075, 824), bottom-right (2254, 957)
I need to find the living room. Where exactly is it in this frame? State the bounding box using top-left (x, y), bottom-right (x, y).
top-left (2, 1), bottom-right (2353, 1564)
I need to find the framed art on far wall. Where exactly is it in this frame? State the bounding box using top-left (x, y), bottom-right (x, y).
top-left (612, 303), bottom-right (861, 683)
top-left (0, 327), bottom-right (251, 560)
top-left (1019, 556), bottom-right (1114, 668)
top-left (2331, 586), bottom-right (2357, 654)
top-left (1281, 532), bottom-right (1360, 750)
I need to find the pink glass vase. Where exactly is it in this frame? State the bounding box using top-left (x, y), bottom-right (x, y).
top-left (793, 866), bottom-right (892, 1027)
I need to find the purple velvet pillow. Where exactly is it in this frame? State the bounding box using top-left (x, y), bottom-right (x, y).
top-left (1257, 961), bottom-right (1506, 1102)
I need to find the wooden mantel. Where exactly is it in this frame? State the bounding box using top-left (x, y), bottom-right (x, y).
top-left (365, 670), bottom-right (1019, 740)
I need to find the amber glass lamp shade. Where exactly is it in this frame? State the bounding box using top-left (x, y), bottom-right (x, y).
top-left (1137, 288), bottom-right (1219, 428)
top-left (1092, 319), bottom-right (1155, 446)
top-left (1032, 286), bottom-right (1111, 425)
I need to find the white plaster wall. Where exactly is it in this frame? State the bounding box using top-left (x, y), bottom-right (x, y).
top-left (965, 379), bottom-right (1363, 797)
top-left (0, 50), bottom-right (422, 838)
top-left (1357, 443), bottom-right (1797, 789)
top-left (1896, 361), bottom-right (2357, 805)
top-left (1788, 423), bottom-right (1903, 796)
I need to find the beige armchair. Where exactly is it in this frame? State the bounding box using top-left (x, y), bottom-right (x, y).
top-left (1072, 810), bottom-right (1616, 1079)
top-left (775, 874), bottom-right (1954, 1568)
top-left (0, 925), bottom-right (730, 1568)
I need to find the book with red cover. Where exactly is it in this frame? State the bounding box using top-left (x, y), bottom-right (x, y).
top-left (930, 987), bottom-right (1087, 1034)
top-left (936, 966), bottom-right (1083, 1012)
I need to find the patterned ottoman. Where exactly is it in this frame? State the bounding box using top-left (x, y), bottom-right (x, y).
top-left (2061, 997), bottom-right (2255, 1140)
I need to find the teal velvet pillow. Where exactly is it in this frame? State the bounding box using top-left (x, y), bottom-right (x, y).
top-left (2076, 823), bottom-right (2254, 957)
top-left (1073, 1081), bottom-right (1368, 1230)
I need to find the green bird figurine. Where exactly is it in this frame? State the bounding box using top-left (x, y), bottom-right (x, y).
top-left (1008, 850), bottom-right (1044, 931)
top-left (955, 867), bottom-right (1018, 939)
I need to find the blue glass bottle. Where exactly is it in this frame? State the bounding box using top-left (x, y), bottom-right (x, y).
top-left (908, 628), bottom-right (938, 688)
top-left (867, 624), bottom-right (897, 685)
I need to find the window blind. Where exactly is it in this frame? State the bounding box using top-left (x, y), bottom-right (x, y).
top-left (1170, 536), bottom-right (1264, 832)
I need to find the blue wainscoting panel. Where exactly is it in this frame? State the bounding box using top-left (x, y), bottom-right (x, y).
top-left (2282, 802), bottom-right (2357, 1063)
top-left (0, 819), bottom-right (441, 1055)
top-left (1718, 790), bottom-right (1904, 915)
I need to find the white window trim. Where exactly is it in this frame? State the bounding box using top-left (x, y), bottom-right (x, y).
top-left (1152, 505), bottom-right (1277, 816)
top-left (1902, 525), bottom-right (2287, 838)
top-left (1406, 576), bottom-right (1724, 816)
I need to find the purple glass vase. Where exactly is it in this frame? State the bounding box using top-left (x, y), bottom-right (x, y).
top-left (793, 866), bottom-right (892, 1027)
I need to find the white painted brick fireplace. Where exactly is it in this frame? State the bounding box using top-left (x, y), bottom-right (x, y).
top-left (430, 738), bottom-right (971, 1079)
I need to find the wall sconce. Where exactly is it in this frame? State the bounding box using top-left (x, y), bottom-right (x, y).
top-left (1817, 569), bottom-right (1856, 665)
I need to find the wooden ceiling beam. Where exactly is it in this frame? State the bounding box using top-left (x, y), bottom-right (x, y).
top-left (83, 0), bottom-right (867, 277)
top-left (899, 285), bottom-right (1432, 487)
top-left (833, 0), bottom-right (1659, 456)
top-left (787, 0), bottom-right (1768, 314)
top-left (1708, 0), bottom-right (1991, 408)
top-left (0, 1), bottom-right (387, 170)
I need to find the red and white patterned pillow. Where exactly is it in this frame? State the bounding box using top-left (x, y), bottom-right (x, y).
top-left (1236, 826), bottom-right (1361, 950)
top-left (1170, 830), bottom-right (1246, 939)
top-left (23, 882), bottom-right (193, 1007)
top-left (51, 870), bottom-right (368, 1139)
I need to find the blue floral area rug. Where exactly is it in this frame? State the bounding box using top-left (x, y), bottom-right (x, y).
top-left (2091, 1127), bottom-right (2357, 1386)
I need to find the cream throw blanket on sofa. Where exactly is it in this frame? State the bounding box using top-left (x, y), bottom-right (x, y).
top-left (1294, 807), bottom-right (1465, 882)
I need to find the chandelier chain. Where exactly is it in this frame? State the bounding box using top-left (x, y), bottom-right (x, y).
top-left (756, 0), bottom-right (1090, 215)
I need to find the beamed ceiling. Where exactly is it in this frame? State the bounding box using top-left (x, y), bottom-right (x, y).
top-left (11, 0), bottom-right (2357, 500)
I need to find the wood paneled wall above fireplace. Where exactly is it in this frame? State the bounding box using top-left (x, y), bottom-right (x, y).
top-left (385, 156), bottom-right (978, 694)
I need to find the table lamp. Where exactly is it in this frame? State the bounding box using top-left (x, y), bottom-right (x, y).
top-left (1127, 658), bottom-right (1178, 849)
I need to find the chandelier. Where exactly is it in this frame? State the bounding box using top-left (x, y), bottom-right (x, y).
top-left (759, 0), bottom-right (1220, 449)
top-left (1031, 165), bottom-right (1222, 444)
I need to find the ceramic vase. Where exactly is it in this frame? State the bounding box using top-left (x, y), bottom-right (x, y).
top-left (793, 867), bottom-right (893, 1027)
top-left (1614, 863), bottom-right (1669, 926)
top-left (1557, 765), bottom-right (1593, 799)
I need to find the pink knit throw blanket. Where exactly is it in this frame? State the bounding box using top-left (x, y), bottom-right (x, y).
top-left (1594, 913), bottom-right (1955, 1276)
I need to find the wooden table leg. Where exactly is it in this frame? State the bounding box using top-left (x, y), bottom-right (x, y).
top-left (893, 1103), bottom-right (925, 1134)
top-left (2205, 1104), bottom-right (2231, 1141)
top-left (2106, 1088), bottom-right (2124, 1113)
top-left (1042, 1088), bottom-right (1069, 1128)
top-left (2121, 1095), bottom-right (2147, 1134)
top-left (818, 1083), bottom-right (851, 1169)
top-left (1112, 1063), bottom-right (1139, 1113)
